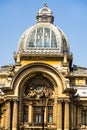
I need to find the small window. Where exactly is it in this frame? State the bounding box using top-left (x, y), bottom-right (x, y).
top-left (23, 105), bottom-right (28, 122)
top-left (82, 110), bottom-right (87, 125)
top-left (76, 79), bottom-right (85, 86)
top-left (48, 106), bottom-right (53, 123)
top-left (33, 106), bottom-right (42, 123)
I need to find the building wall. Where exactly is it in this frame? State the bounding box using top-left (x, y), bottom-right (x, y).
top-left (0, 4), bottom-right (87, 130)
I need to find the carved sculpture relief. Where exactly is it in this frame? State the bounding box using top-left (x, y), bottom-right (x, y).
top-left (23, 73), bottom-right (53, 99)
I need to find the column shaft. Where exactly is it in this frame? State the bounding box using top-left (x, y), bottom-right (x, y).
top-left (57, 100), bottom-right (62, 130)
top-left (77, 104), bottom-right (81, 129)
top-left (44, 107), bottom-right (47, 123)
top-left (12, 101), bottom-right (18, 130)
top-left (73, 104), bottom-right (76, 128)
top-left (29, 103), bottom-right (33, 123)
top-left (64, 100), bottom-right (70, 130)
top-left (5, 101), bottom-right (11, 130)
top-left (70, 100), bottom-right (74, 129)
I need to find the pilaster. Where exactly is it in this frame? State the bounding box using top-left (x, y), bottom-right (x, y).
top-left (53, 99), bottom-right (58, 124)
top-left (73, 103), bottom-right (76, 128)
top-left (57, 99), bottom-right (63, 130)
top-left (77, 104), bottom-right (81, 129)
top-left (29, 102), bottom-right (33, 123)
top-left (12, 100), bottom-right (18, 130)
top-left (64, 100), bottom-right (70, 130)
top-left (5, 101), bottom-right (11, 130)
top-left (44, 106), bottom-right (47, 123)
top-left (70, 98), bottom-right (74, 130)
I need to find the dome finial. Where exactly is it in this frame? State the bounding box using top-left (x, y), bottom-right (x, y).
top-left (44, 3), bottom-right (47, 7)
top-left (36, 3), bottom-right (54, 23)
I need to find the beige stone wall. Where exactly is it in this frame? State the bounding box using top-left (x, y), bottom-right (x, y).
top-left (0, 58), bottom-right (86, 130)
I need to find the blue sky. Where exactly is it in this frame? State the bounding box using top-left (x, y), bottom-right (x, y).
top-left (0, 0), bottom-right (87, 67)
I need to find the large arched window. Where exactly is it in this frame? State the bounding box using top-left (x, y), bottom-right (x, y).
top-left (28, 27), bottom-right (57, 48)
top-left (22, 73), bottom-right (54, 125)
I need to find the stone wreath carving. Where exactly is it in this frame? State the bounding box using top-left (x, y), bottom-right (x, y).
top-left (23, 74), bottom-right (53, 99)
top-left (24, 85), bottom-right (53, 99)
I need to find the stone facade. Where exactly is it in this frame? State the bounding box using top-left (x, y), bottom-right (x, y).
top-left (0, 4), bottom-right (87, 130)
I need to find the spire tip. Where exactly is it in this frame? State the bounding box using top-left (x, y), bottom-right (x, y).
top-left (44, 3), bottom-right (47, 7)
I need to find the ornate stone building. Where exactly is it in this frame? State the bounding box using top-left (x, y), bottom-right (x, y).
top-left (0, 4), bottom-right (87, 130)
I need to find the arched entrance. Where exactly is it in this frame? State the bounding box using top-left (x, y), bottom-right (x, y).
top-left (19, 72), bottom-right (55, 129)
top-left (11, 62), bottom-right (66, 130)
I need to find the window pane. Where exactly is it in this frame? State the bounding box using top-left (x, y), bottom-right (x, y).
top-left (29, 30), bottom-right (36, 47)
top-left (44, 28), bottom-right (50, 47)
top-left (24, 105), bottom-right (28, 122)
top-left (28, 27), bottom-right (57, 49)
top-left (36, 28), bottom-right (43, 47)
top-left (36, 115), bottom-right (39, 123)
top-left (48, 115), bottom-right (53, 123)
top-left (39, 115), bottom-right (41, 123)
top-left (48, 106), bottom-right (53, 123)
top-left (51, 31), bottom-right (57, 48)
top-left (86, 119), bottom-right (87, 125)
top-left (33, 106), bottom-right (42, 123)
top-left (82, 110), bottom-right (87, 125)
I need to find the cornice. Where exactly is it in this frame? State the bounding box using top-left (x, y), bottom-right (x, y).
top-left (68, 73), bottom-right (87, 78)
top-left (14, 52), bottom-right (73, 62)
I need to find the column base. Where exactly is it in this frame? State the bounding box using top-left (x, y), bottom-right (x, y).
top-left (57, 129), bottom-right (63, 130)
top-left (12, 128), bottom-right (17, 130)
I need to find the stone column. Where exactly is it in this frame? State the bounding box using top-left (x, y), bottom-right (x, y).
top-left (79, 105), bottom-right (82, 128)
top-left (73, 103), bottom-right (76, 128)
top-left (44, 107), bottom-right (47, 124)
top-left (12, 100), bottom-right (18, 130)
top-left (5, 101), bottom-right (11, 130)
top-left (29, 102), bottom-right (33, 123)
top-left (64, 100), bottom-right (70, 130)
top-left (57, 100), bottom-right (62, 130)
top-left (77, 104), bottom-right (81, 129)
top-left (70, 99), bottom-right (74, 129)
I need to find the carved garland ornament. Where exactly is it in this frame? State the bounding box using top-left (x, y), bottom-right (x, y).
top-left (23, 74), bottom-right (53, 99)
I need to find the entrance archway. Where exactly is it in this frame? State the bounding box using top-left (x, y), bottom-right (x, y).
top-left (11, 62), bottom-right (66, 129)
top-left (19, 72), bottom-right (54, 129)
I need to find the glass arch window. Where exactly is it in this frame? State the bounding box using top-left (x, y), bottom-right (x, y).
top-left (36, 27), bottom-right (43, 47)
top-left (51, 31), bottom-right (57, 47)
top-left (44, 28), bottom-right (50, 47)
top-left (28, 27), bottom-right (57, 48)
top-left (29, 30), bottom-right (36, 47)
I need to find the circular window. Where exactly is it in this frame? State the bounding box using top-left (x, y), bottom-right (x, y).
top-left (35, 85), bottom-right (43, 92)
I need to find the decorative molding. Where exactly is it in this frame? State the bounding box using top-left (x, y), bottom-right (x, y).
top-left (64, 99), bottom-right (70, 103)
top-left (57, 99), bottom-right (63, 103)
top-left (23, 74), bottom-right (53, 100)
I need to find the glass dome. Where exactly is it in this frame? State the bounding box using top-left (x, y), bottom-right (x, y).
top-left (17, 4), bottom-right (70, 55)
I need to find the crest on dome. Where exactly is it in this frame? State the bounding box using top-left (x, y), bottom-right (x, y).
top-left (36, 3), bottom-right (54, 23)
top-left (44, 3), bottom-right (47, 7)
